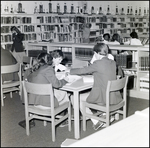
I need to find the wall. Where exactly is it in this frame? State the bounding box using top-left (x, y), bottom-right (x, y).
top-left (1, 1), bottom-right (149, 15)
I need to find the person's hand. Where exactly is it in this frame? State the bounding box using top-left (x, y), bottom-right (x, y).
top-left (63, 75), bottom-right (69, 82)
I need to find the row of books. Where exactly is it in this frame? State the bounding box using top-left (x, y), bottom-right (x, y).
top-left (75, 48), bottom-right (93, 58)
top-left (1, 33), bottom-right (37, 42)
top-left (1, 17), bottom-right (32, 24)
top-left (139, 56), bottom-right (149, 71)
top-left (58, 34), bottom-right (73, 42)
top-left (140, 74), bottom-right (149, 92)
top-left (35, 24), bottom-right (82, 33)
top-left (36, 16), bottom-right (85, 24)
top-left (1, 25), bottom-right (35, 33)
top-left (115, 54), bottom-right (132, 68)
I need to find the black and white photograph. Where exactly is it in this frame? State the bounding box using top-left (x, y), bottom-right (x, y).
top-left (1, 1), bottom-right (149, 147)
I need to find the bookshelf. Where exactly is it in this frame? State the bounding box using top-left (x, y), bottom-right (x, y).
top-left (26, 42), bottom-right (149, 99)
top-left (136, 47), bottom-right (149, 95)
top-left (1, 12), bottom-right (149, 49)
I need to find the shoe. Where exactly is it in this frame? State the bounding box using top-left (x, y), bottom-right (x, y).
top-left (59, 120), bottom-right (68, 127)
top-left (18, 120), bottom-right (35, 129)
top-left (99, 113), bottom-right (115, 123)
top-left (93, 121), bottom-right (104, 130)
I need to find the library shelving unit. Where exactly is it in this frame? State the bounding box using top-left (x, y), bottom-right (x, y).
top-left (1, 13), bottom-right (36, 50)
top-left (26, 42), bottom-right (149, 100)
top-left (83, 13), bottom-right (149, 43)
top-left (1, 12), bottom-right (149, 48)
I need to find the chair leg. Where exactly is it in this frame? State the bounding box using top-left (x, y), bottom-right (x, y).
top-left (1, 92), bottom-right (4, 106)
top-left (44, 121), bottom-right (47, 126)
top-left (26, 117), bottom-right (30, 136)
top-left (52, 117), bottom-right (55, 142)
top-left (68, 103), bottom-right (71, 131)
top-left (115, 113), bottom-right (119, 120)
top-left (106, 112), bottom-right (110, 127)
top-left (10, 92), bottom-right (12, 98)
top-left (83, 104), bottom-right (86, 131)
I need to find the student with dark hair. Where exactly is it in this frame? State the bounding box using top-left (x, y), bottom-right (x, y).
top-left (66, 43), bottom-right (122, 130)
top-left (124, 31), bottom-right (142, 45)
top-left (103, 33), bottom-right (111, 43)
top-left (10, 26), bottom-right (26, 64)
top-left (19, 50), bottom-right (70, 128)
top-left (109, 33), bottom-right (121, 45)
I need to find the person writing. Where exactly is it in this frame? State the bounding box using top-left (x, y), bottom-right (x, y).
top-left (10, 26), bottom-right (26, 64)
top-left (66, 43), bottom-right (122, 130)
top-left (19, 50), bottom-right (70, 128)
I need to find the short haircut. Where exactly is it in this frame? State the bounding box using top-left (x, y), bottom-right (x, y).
top-left (130, 31), bottom-right (138, 39)
top-left (47, 50), bottom-right (64, 65)
top-left (93, 43), bottom-right (108, 56)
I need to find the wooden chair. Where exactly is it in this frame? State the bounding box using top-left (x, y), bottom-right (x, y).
top-left (1, 63), bottom-right (22, 106)
top-left (82, 76), bottom-right (129, 131)
top-left (22, 80), bottom-right (71, 142)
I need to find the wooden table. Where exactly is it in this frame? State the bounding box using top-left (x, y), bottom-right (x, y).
top-left (60, 78), bottom-right (93, 139)
top-left (66, 107), bottom-right (149, 147)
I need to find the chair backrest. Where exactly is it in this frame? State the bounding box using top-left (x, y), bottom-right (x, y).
top-left (106, 76), bottom-right (128, 105)
top-left (22, 81), bottom-right (54, 109)
top-left (1, 63), bottom-right (20, 74)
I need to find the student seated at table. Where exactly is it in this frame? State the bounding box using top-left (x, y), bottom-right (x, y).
top-left (109, 33), bottom-right (123, 45)
top-left (124, 31), bottom-right (142, 45)
top-left (66, 43), bottom-right (122, 130)
top-left (19, 50), bottom-right (70, 128)
top-left (90, 44), bottom-right (114, 64)
top-left (103, 33), bottom-right (111, 44)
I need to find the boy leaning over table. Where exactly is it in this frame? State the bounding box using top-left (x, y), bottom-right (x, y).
top-left (65, 43), bottom-right (122, 130)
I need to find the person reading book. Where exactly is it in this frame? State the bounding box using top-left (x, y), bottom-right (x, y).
top-left (66, 43), bottom-right (122, 130)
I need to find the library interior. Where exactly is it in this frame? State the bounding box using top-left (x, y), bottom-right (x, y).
top-left (1, 1), bottom-right (149, 147)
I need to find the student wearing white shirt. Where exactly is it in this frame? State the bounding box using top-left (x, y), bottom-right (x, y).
top-left (124, 31), bottom-right (142, 45)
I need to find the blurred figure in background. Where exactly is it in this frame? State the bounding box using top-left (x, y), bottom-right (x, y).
top-left (109, 33), bottom-right (122, 45)
top-left (124, 31), bottom-right (142, 45)
top-left (103, 33), bottom-right (111, 44)
top-left (10, 26), bottom-right (26, 64)
top-left (82, 23), bottom-right (92, 43)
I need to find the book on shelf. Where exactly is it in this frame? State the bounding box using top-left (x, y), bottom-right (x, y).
top-left (140, 82), bottom-right (149, 88)
top-left (140, 88), bottom-right (149, 92)
top-left (115, 54), bottom-right (132, 68)
top-left (139, 56), bottom-right (149, 71)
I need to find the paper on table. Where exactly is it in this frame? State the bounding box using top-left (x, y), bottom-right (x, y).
top-left (82, 75), bottom-right (94, 83)
top-left (56, 72), bottom-right (82, 85)
top-left (66, 75), bottom-right (82, 85)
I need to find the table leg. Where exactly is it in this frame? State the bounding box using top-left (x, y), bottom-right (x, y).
top-left (73, 91), bottom-right (80, 139)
